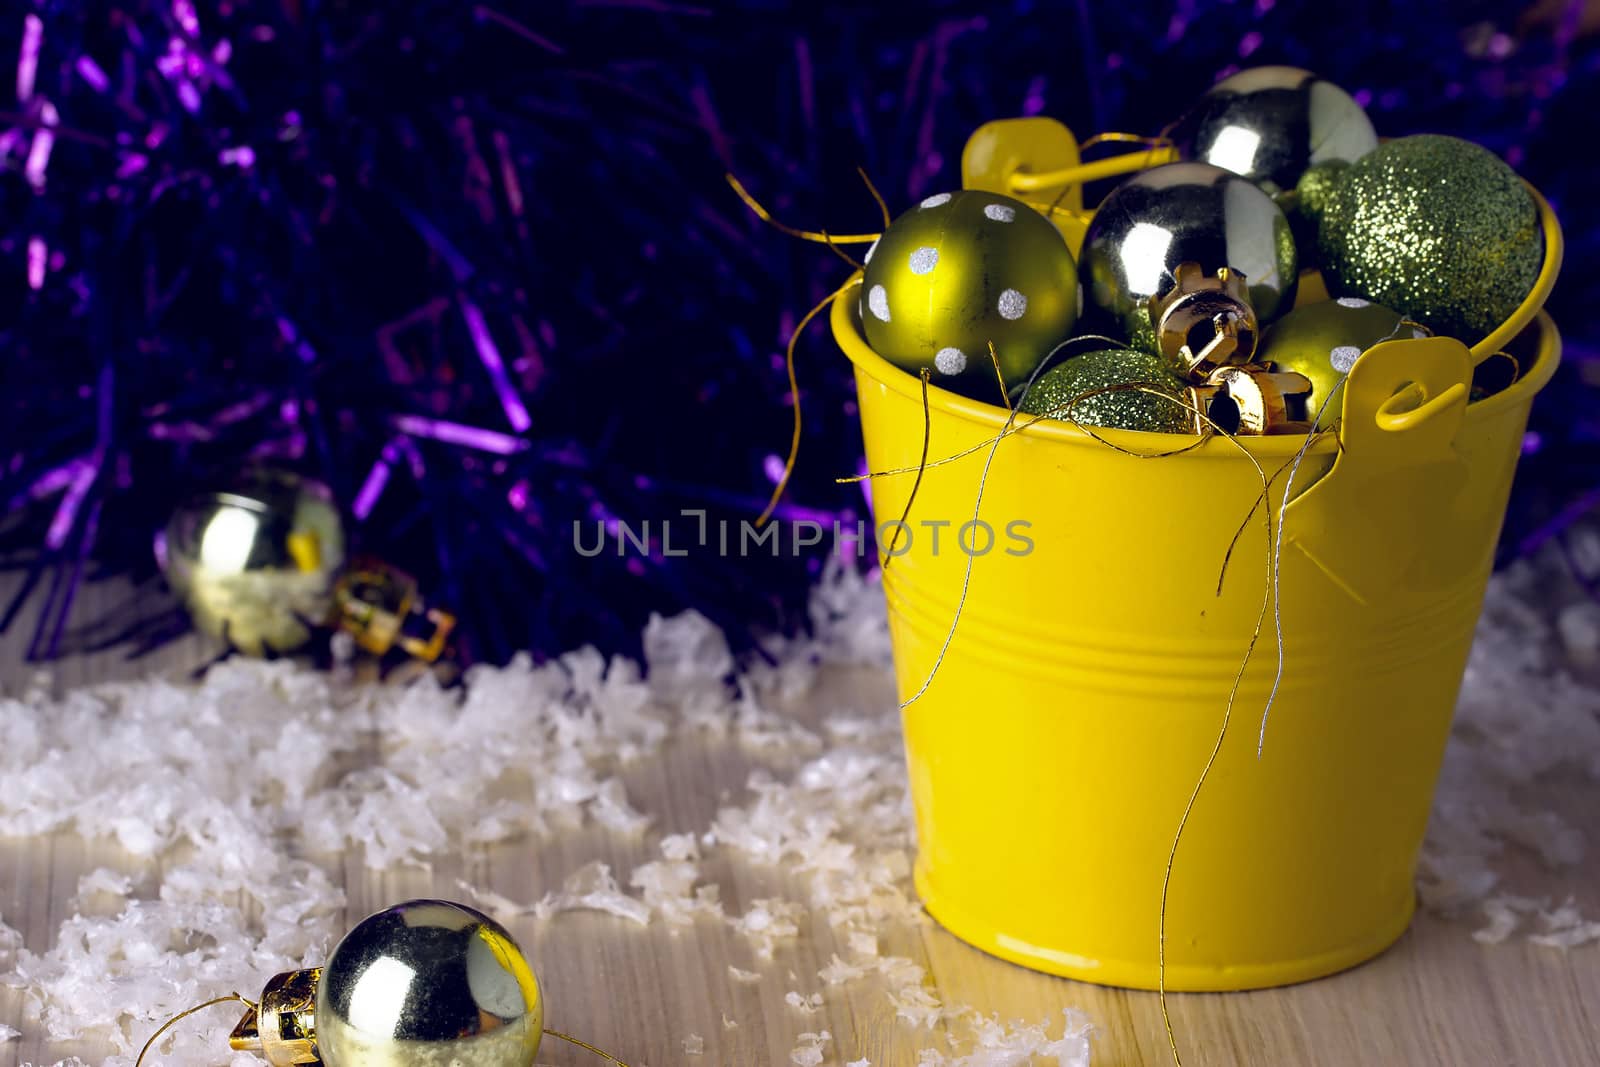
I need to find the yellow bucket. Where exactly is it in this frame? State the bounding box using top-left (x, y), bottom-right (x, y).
top-left (834, 120), bottom-right (1564, 991)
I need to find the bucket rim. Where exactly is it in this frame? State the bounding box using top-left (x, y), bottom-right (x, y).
top-left (832, 189), bottom-right (1562, 458)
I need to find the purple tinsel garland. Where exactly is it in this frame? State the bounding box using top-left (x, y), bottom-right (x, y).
top-left (1, 1), bottom-right (1596, 665)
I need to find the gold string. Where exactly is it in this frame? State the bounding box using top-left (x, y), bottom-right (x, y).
top-left (131, 994), bottom-right (633, 1067)
top-left (756, 277), bottom-right (863, 528)
top-left (133, 993), bottom-right (253, 1067)
top-left (1078, 131), bottom-right (1174, 153)
top-left (856, 166), bottom-right (892, 229)
top-left (816, 231), bottom-right (866, 271)
top-left (725, 173), bottom-right (881, 245)
top-left (880, 369), bottom-right (933, 570)
top-left (1025, 196), bottom-right (1095, 223)
top-left (1145, 395), bottom-right (1279, 1067)
top-left (986, 341), bottom-right (1013, 412)
top-left (834, 402), bottom-right (1205, 485)
top-left (834, 338), bottom-right (1162, 485)
top-left (835, 382), bottom-right (1210, 487)
top-left (894, 377), bottom-right (1265, 713)
top-left (836, 365), bottom-right (1275, 1067)
top-left (1159, 523), bottom-right (1271, 1067)
top-left (1215, 447), bottom-right (1331, 596)
top-left (1481, 349), bottom-right (1521, 384)
top-left (544, 1027), bottom-right (634, 1066)
top-left (1214, 315), bottom-right (1435, 595)
top-left (1009, 133), bottom-right (1176, 194)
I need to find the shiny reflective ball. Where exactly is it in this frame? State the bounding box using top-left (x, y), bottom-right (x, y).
top-left (860, 190), bottom-right (1079, 395)
top-left (1258, 297), bottom-right (1419, 429)
top-left (1317, 134), bottom-right (1542, 342)
top-left (1171, 66), bottom-right (1377, 194)
top-left (316, 900), bottom-right (544, 1067)
top-left (158, 470), bottom-right (345, 655)
top-left (1079, 162), bottom-right (1297, 353)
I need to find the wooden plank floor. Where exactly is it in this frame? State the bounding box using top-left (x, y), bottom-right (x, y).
top-left (2, 578), bottom-right (1598, 1066)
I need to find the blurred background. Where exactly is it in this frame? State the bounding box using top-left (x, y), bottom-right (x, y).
top-left (1, 0), bottom-right (1596, 666)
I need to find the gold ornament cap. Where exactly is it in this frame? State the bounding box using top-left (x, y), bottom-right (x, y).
top-left (332, 559), bottom-right (456, 662)
top-left (229, 968), bottom-right (322, 1066)
top-left (1148, 262), bottom-right (1260, 381)
top-left (1203, 363), bottom-right (1313, 435)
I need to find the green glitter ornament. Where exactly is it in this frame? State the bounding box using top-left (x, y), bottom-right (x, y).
top-left (1258, 297), bottom-right (1421, 429)
top-left (861, 190), bottom-right (1079, 393)
top-left (1317, 134), bottom-right (1542, 343)
top-left (1018, 349), bottom-right (1195, 433)
top-left (1280, 158), bottom-right (1350, 263)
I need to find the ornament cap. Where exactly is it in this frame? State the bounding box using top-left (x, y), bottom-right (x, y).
top-left (1149, 262), bottom-right (1261, 380)
top-left (229, 968), bottom-right (322, 1066)
top-left (332, 559), bottom-right (456, 661)
top-left (1204, 363), bottom-right (1313, 435)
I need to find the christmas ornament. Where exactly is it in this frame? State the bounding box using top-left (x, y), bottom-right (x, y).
top-left (1258, 297), bottom-right (1420, 428)
top-left (1018, 348), bottom-right (1197, 434)
top-left (1201, 363), bottom-right (1313, 435)
top-left (229, 900), bottom-right (543, 1067)
top-left (157, 470), bottom-right (346, 656)
top-left (1280, 158), bottom-right (1350, 260)
top-left (860, 190), bottom-right (1079, 393)
top-left (1078, 162), bottom-right (1297, 357)
top-left (138, 900), bottom-right (632, 1067)
top-left (1147, 261), bottom-right (1259, 379)
top-left (1317, 134), bottom-right (1542, 342)
top-left (1170, 66), bottom-right (1377, 195)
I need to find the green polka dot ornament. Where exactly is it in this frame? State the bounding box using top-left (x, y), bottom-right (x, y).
top-left (1257, 296), bottom-right (1422, 428)
top-left (860, 190), bottom-right (1079, 396)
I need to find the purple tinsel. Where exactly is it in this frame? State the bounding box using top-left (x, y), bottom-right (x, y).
top-left (1, 1), bottom-right (1596, 664)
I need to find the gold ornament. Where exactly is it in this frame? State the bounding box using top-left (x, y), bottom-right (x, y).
top-left (1171, 66), bottom-right (1376, 194)
top-left (1148, 261), bottom-right (1259, 379)
top-left (1200, 363), bottom-right (1313, 435)
top-left (158, 470), bottom-right (345, 655)
top-left (232, 901), bottom-right (543, 1067)
top-left (1316, 134), bottom-right (1542, 342)
top-left (136, 900), bottom-right (633, 1067)
top-left (1078, 162), bottom-right (1297, 355)
top-left (1257, 297), bottom-right (1419, 428)
top-left (860, 190), bottom-right (1079, 394)
top-left (1018, 348), bottom-right (1198, 434)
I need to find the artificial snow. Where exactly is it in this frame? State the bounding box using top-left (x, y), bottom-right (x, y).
top-left (0, 555), bottom-right (1596, 1065)
top-left (791, 1029), bottom-right (832, 1066)
top-left (531, 861), bottom-right (653, 926)
top-left (785, 991), bottom-right (825, 1014)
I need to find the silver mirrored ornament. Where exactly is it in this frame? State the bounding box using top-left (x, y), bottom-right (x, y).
top-left (1170, 65), bottom-right (1377, 194)
top-left (157, 469), bottom-right (345, 655)
top-left (1078, 162), bottom-right (1298, 356)
top-left (229, 900), bottom-right (544, 1067)
top-left (316, 900), bottom-right (544, 1067)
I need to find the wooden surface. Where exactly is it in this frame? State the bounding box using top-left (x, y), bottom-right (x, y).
top-left (2, 579), bottom-right (1598, 1067)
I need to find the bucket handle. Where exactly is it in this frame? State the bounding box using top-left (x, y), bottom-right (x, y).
top-left (1283, 335), bottom-right (1473, 605)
